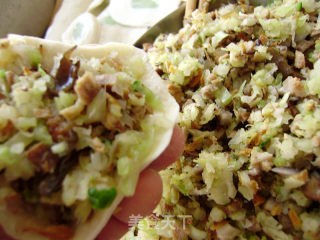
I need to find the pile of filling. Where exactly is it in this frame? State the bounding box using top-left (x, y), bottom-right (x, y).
top-left (129, 0), bottom-right (320, 239)
top-left (0, 41), bottom-right (163, 238)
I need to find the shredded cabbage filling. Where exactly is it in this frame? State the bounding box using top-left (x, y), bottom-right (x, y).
top-left (0, 42), bottom-right (163, 236)
top-left (130, 0), bottom-right (320, 239)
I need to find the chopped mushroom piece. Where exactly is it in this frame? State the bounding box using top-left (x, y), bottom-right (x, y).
top-left (168, 84), bottom-right (185, 104)
top-left (294, 50), bottom-right (305, 69)
top-left (283, 76), bottom-right (306, 97)
top-left (296, 40), bottom-right (314, 52)
top-left (200, 84), bottom-right (217, 99)
top-left (74, 72), bottom-right (99, 104)
top-left (218, 110), bottom-right (232, 126)
top-left (311, 29), bottom-right (320, 37)
top-left (26, 143), bottom-right (59, 173)
top-left (302, 173), bottom-right (320, 201)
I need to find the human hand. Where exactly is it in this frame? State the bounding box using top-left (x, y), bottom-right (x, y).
top-left (97, 125), bottom-right (184, 240)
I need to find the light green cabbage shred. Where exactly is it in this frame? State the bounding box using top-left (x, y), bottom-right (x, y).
top-left (257, 212), bottom-right (293, 240)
